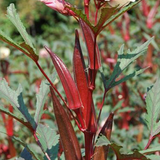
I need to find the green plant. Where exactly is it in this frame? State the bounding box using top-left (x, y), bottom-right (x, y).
top-left (0, 0), bottom-right (160, 160)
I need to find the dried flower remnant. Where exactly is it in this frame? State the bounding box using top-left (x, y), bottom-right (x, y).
top-left (40, 0), bottom-right (73, 15)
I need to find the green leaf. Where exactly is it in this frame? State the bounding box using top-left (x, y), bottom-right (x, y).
top-left (0, 79), bottom-right (36, 130)
top-left (0, 105), bottom-right (33, 130)
top-left (34, 80), bottom-right (49, 124)
top-left (95, 135), bottom-right (111, 147)
top-left (143, 33), bottom-right (159, 51)
top-left (67, 6), bottom-right (94, 31)
top-left (20, 148), bottom-right (33, 160)
top-left (94, 6), bottom-right (118, 34)
top-left (7, 3), bottom-right (36, 53)
top-left (36, 124), bottom-right (59, 160)
top-left (146, 155), bottom-right (160, 160)
top-left (100, 1), bottom-right (140, 33)
top-left (18, 93), bottom-right (37, 130)
top-left (140, 146), bottom-right (160, 154)
top-left (0, 30), bottom-right (38, 61)
top-left (0, 79), bottom-right (22, 108)
top-left (12, 136), bottom-right (40, 160)
top-left (145, 78), bottom-right (160, 137)
top-left (68, 1), bottom-right (140, 35)
top-left (101, 38), bottom-right (153, 90)
top-left (20, 42), bottom-right (39, 61)
top-left (95, 135), bottom-right (149, 160)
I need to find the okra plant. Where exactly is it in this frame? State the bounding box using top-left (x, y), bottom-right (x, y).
top-left (0, 0), bottom-right (160, 160)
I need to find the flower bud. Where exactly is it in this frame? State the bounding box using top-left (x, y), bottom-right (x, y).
top-left (40, 0), bottom-right (72, 15)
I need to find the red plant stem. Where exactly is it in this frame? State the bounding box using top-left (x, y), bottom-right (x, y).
top-left (95, 8), bottom-right (98, 25)
top-left (84, 132), bottom-right (94, 160)
top-left (9, 71), bottom-right (28, 74)
top-left (7, 105), bottom-right (14, 136)
top-left (84, 0), bottom-right (90, 19)
top-left (144, 135), bottom-right (153, 150)
top-left (35, 61), bottom-right (68, 107)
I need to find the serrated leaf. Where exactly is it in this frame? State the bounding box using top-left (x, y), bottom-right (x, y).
top-left (143, 33), bottom-right (159, 51)
top-left (94, 6), bottom-right (118, 34)
top-left (0, 30), bottom-right (38, 61)
top-left (0, 79), bottom-right (36, 130)
top-left (34, 80), bottom-right (49, 124)
top-left (100, 1), bottom-right (140, 33)
top-left (36, 124), bottom-right (59, 160)
top-left (12, 136), bottom-right (40, 160)
top-left (140, 146), bottom-right (160, 154)
top-left (101, 38), bottom-right (153, 90)
top-left (95, 135), bottom-right (111, 147)
top-left (68, 1), bottom-right (139, 35)
top-left (7, 4), bottom-right (36, 53)
top-left (146, 155), bottom-right (160, 160)
top-left (0, 79), bottom-right (22, 108)
top-left (93, 114), bottom-right (114, 160)
top-left (145, 78), bottom-right (160, 137)
top-left (0, 105), bottom-right (33, 130)
top-left (95, 135), bottom-right (149, 160)
top-left (18, 93), bottom-right (37, 130)
top-left (20, 42), bottom-right (38, 61)
top-left (67, 6), bottom-right (94, 31)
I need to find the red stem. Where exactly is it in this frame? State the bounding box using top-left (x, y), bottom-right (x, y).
top-left (95, 8), bottom-right (98, 25)
top-left (84, 0), bottom-right (90, 19)
top-left (84, 132), bottom-right (93, 160)
top-left (144, 135), bottom-right (153, 150)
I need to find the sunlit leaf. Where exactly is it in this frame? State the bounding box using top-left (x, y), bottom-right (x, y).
top-left (145, 78), bottom-right (160, 137)
top-left (0, 79), bottom-right (36, 130)
top-left (94, 6), bottom-right (118, 34)
top-left (94, 114), bottom-right (114, 160)
top-left (0, 105), bottom-right (32, 130)
top-left (0, 79), bottom-right (22, 109)
top-left (7, 3), bottom-right (36, 53)
top-left (36, 124), bottom-right (59, 160)
top-left (0, 30), bottom-right (38, 61)
top-left (101, 38), bottom-right (153, 90)
top-left (140, 146), bottom-right (160, 154)
top-left (146, 155), bottom-right (160, 160)
top-left (12, 136), bottom-right (40, 160)
top-left (34, 80), bottom-right (49, 124)
top-left (95, 135), bottom-right (149, 160)
top-left (101, 1), bottom-right (140, 33)
top-left (67, 6), bottom-right (94, 30)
